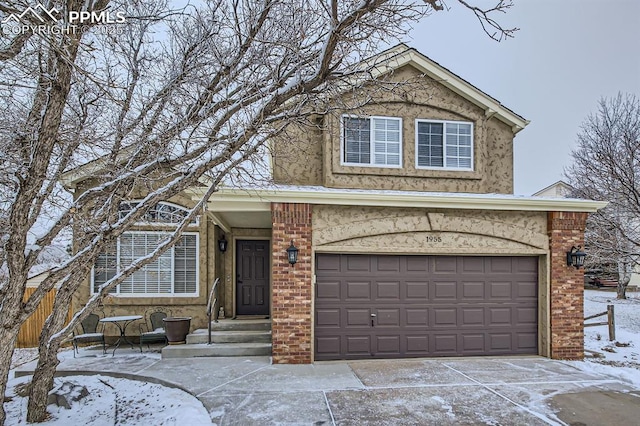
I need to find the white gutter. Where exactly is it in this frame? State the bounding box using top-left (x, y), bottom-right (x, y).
top-left (189, 186), bottom-right (607, 213)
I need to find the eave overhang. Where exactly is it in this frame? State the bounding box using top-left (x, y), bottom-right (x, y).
top-left (189, 186), bottom-right (607, 213)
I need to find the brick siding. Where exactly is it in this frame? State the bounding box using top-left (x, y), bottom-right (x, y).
top-left (548, 211), bottom-right (588, 360)
top-left (271, 203), bottom-right (313, 364)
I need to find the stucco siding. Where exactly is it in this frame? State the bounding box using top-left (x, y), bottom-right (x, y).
top-left (271, 119), bottom-right (324, 186)
top-left (272, 65), bottom-right (516, 194)
top-left (313, 205), bottom-right (547, 255)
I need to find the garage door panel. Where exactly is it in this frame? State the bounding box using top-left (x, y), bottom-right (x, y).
top-left (346, 255), bottom-right (370, 271)
top-left (461, 333), bottom-right (485, 352)
top-left (346, 309), bottom-right (371, 327)
top-left (434, 281), bottom-right (457, 299)
top-left (376, 281), bottom-right (401, 299)
top-left (433, 257), bottom-right (458, 273)
top-left (490, 281), bottom-right (512, 299)
top-left (346, 336), bottom-right (371, 354)
top-left (433, 334), bottom-right (458, 354)
top-left (515, 257), bottom-right (538, 272)
top-left (406, 335), bottom-right (429, 353)
top-left (316, 309), bottom-right (340, 327)
top-left (376, 256), bottom-right (401, 272)
top-left (346, 281), bottom-right (371, 300)
top-left (376, 308), bottom-right (400, 326)
top-left (517, 332), bottom-right (538, 350)
top-left (516, 307), bottom-right (537, 325)
top-left (316, 280), bottom-right (341, 300)
top-left (374, 335), bottom-right (401, 354)
top-left (517, 281), bottom-right (537, 298)
top-left (489, 307), bottom-right (512, 325)
top-left (462, 281), bottom-right (485, 299)
top-left (461, 257), bottom-right (485, 273)
top-left (489, 333), bottom-right (513, 350)
top-left (461, 308), bottom-right (484, 326)
top-left (315, 254), bottom-right (538, 360)
top-left (433, 308), bottom-right (457, 327)
top-left (405, 308), bottom-right (429, 326)
top-left (489, 257), bottom-right (513, 273)
top-left (316, 336), bottom-right (341, 356)
top-left (406, 256), bottom-right (429, 272)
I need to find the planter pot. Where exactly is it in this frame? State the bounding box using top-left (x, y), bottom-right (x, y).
top-left (163, 317), bottom-right (192, 345)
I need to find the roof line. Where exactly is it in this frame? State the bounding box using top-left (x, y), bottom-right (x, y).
top-left (191, 186), bottom-right (607, 213)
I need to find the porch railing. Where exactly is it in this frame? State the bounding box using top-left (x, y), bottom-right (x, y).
top-left (206, 277), bottom-right (220, 345)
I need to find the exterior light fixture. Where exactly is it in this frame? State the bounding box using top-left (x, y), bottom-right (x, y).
top-left (566, 246), bottom-right (586, 269)
top-left (286, 241), bottom-right (299, 266)
top-left (218, 235), bottom-right (228, 253)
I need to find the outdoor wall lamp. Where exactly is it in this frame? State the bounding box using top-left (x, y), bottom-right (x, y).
top-left (218, 235), bottom-right (228, 253)
top-left (566, 245), bottom-right (586, 269)
top-left (286, 241), bottom-right (299, 266)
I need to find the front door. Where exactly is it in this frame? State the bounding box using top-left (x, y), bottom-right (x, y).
top-left (236, 240), bottom-right (270, 316)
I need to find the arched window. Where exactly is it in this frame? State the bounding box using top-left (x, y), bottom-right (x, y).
top-left (118, 201), bottom-right (198, 225)
top-left (93, 201), bottom-right (199, 297)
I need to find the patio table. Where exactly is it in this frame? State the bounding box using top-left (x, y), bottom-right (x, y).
top-left (100, 315), bottom-right (143, 355)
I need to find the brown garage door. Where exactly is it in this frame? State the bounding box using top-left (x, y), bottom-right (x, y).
top-left (315, 254), bottom-right (538, 360)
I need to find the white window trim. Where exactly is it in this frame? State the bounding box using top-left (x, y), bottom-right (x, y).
top-left (119, 200), bottom-right (200, 227)
top-left (414, 119), bottom-right (474, 172)
top-left (91, 231), bottom-right (199, 298)
top-left (340, 114), bottom-right (403, 168)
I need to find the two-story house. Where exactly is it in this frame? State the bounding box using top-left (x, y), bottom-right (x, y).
top-left (63, 44), bottom-right (605, 363)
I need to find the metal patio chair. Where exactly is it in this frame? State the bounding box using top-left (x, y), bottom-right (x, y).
top-left (72, 313), bottom-right (106, 357)
top-left (139, 310), bottom-right (168, 351)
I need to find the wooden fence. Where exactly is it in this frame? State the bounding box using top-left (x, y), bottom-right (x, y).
top-left (585, 304), bottom-right (615, 341)
top-left (16, 288), bottom-right (71, 348)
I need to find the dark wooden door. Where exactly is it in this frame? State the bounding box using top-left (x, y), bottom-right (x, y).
top-left (236, 240), bottom-right (270, 316)
top-left (315, 254), bottom-right (538, 360)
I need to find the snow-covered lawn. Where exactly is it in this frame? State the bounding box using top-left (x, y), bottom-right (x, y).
top-left (6, 351), bottom-right (211, 425)
top-left (575, 288), bottom-right (640, 387)
top-left (4, 375), bottom-right (211, 425)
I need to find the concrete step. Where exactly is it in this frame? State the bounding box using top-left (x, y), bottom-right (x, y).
top-left (162, 342), bottom-right (272, 358)
top-left (187, 330), bottom-right (271, 344)
top-left (209, 319), bottom-right (271, 332)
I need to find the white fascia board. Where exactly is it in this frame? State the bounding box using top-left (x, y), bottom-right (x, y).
top-left (195, 187), bottom-right (607, 213)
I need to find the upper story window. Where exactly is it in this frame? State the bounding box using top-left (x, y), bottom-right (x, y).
top-left (342, 116), bottom-right (402, 167)
top-left (416, 120), bottom-right (473, 171)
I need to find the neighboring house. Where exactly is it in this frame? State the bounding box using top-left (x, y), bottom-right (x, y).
top-left (532, 180), bottom-right (574, 198)
top-left (62, 44), bottom-right (605, 363)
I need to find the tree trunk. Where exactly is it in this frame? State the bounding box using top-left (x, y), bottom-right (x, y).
top-left (26, 285), bottom-right (75, 423)
top-left (26, 342), bottom-right (61, 423)
top-left (0, 328), bottom-right (20, 426)
top-left (617, 261), bottom-right (632, 299)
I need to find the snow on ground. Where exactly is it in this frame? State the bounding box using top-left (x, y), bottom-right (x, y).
top-left (6, 348), bottom-right (210, 425)
top-left (570, 288), bottom-right (640, 387)
top-left (4, 375), bottom-right (211, 425)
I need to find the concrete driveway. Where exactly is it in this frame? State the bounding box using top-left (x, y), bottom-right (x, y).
top-left (15, 352), bottom-right (640, 425)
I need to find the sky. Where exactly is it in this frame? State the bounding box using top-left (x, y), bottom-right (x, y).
top-left (406, 0), bottom-right (640, 195)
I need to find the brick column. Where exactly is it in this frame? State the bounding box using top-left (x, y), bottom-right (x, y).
top-left (271, 203), bottom-right (313, 364)
top-left (548, 211), bottom-right (588, 360)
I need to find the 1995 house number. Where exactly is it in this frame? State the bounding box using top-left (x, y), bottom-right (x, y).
top-left (426, 236), bottom-right (442, 242)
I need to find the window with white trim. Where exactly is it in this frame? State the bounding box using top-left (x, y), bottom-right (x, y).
top-left (92, 232), bottom-right (198, 296)
top-left (416, 120), bottom-right (473, 170)
top-left (342, 116), bottom-right (402, 167)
